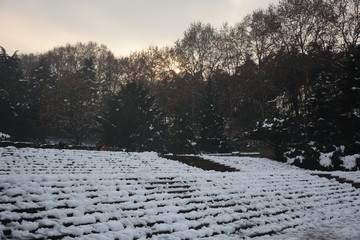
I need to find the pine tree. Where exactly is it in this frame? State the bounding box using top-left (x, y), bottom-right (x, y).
top-left (0, 47), bottom-right (17, 136)
top-left (305, 71), bottom-right (338, 144)
top-left (199, 82), bottom-right (230, 153)
top-left (28, 57), bottom-right (58, 140)
top-left (167, 105), bottom-right (197, 154)
top-left (0, 46), bottom-right (30, 140)
top-left (29, 57), bottom-right (57, 104)
top-left (102, 80), bottom-right (167, 152)
top-left (334, 45), bottom-right (360, 150)
top-left (287, 47), bottom-right (360, 170)
top-left (129, 82), bottom-right (168, 152)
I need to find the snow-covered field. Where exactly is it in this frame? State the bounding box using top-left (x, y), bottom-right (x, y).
top-left (0, 147), bottom-right (360, 239)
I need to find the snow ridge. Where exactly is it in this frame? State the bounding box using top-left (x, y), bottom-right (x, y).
top-left (0, 147), bottom-right (359, 239)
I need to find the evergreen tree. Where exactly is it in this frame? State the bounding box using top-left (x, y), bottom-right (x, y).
top-left (152, 72), bottom-right (201, 154)
top-left (129, 82), bottom-right (168, 152)
top-left (0, 47), bottom-right (17, 136)
top-left (252, 47), bottom-right (360, 169)
top-left (27, 57), bottom-right (58, 140)
top-left (102, 80), bottom-right (167, 152)
top-left (0, 46), bottom-right (30, 140)
top-left (167, 101), bottom-right (197, 154)
top-left (305, 71), bottom-right (339, 144)
top-left (198, 82), bottom-right (230, 153)
top-left (334, 45), bottom-right (360, 151)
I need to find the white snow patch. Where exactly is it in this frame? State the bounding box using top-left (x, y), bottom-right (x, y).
top-left (0, 132), bottom-right (10, 140)
top-left (319, 152), bottom-right (333, 168)
top-left (341, 154), bottom-right (360, 170)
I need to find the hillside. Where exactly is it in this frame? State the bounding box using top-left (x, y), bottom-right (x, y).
top-left (1, 147), bottom-right (360, 239)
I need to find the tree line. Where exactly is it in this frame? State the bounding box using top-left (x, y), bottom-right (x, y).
top-left (1, 0), bottom-right (359, 169)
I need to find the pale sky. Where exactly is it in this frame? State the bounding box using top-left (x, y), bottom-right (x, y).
top-left (0, 0), bottom-right (279, 56)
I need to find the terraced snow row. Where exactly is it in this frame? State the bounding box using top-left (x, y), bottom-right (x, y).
top-left (0, 147), bottom-right (359, 239)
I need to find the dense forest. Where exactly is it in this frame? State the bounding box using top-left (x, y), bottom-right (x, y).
top-left (1, 0), bottom-right (359, 170)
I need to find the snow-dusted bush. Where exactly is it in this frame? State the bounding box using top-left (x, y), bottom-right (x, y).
top-left (251, 46), bottom-right (360, 171)
top-left (0, 132), bottom-right (10, 140)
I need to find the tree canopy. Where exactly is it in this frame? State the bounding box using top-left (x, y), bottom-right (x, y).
top-left (1, 0), bottom-right (359, 170)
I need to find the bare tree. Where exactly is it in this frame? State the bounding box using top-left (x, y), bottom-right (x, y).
top-left (248, 6), bottom-right (281, 66)
top-left (47, 60), bottom-right (100, 144)
top-left (218, 22), bottom-right (250, 75)
top-left (333, 0), bottom-right (360, 50)
top-left (277, 0), bottom-right (320, 54)
top-left (175, 22), bottom-right (222, 81)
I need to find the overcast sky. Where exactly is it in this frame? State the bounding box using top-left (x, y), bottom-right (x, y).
top-left (0, 0), bottom-right (279, 56)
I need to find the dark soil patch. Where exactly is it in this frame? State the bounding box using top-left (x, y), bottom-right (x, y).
top-left (311, 173), bottom-right (360, 189)
top-left (149, 181), bottom-right (181, 185)
top-left (163, 155), bottom-right (239, 172)
top-left (147, 230), bottom-right (172, 238)
top-left (209, 203), bottom-right (236, 208)
top-left (194, 223), bottom-right (210, 230)
top-left (178, 208), bottom-right (200, 214)
top-left (167, 189), bottom-right (196, 194)
top-left (12, 207), bottom-right (45, 214)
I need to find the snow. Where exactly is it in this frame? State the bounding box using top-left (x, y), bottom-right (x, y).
top-left (319, 151), bottom-right (334, 168)
top-left (260, 118), bottom-right (285, 129)
top-left (0, 147), bottom-right (359, 239)
top-left (329, 171), bottom-right (360, 183)
top-left (285, 146), bottom-right (358, 170)
top-left (341, 154), bottom-right (360, 169)
top-left (106, 221), bottom-right (124, 231)
top-left (0, 132), bottom-right (10, 140)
